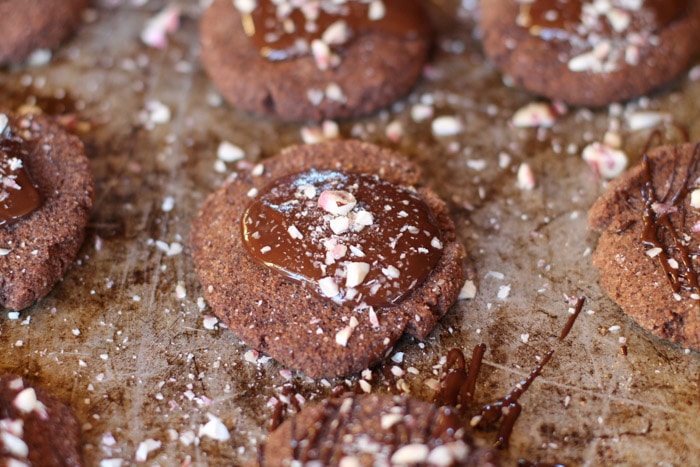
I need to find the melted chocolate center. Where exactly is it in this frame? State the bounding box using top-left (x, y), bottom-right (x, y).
top-left (241, 0), bottom-right (429, 60)
top-left (520, 0), bottom-right (687, 41)
top-left (0, 121), bottom-right (42, 227)
top-left (241, 169), bottom-right (443, 309)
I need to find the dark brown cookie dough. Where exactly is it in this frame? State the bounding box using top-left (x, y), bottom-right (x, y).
top-left (262, 393), bottom-right (499, 466)
top-left (0, 0), bottom-right (89, 65)
top-left (589, 142), bottom-right (700, 351)
top-left (0, 110), bottom-right (94, 311)
top-left (199, 0), bottom-right (432, 122)
top-left (480, 0), bottom-right (700, 107)
top-left (0, 374), bottom-right (83, 466)
top-left (190, 140), bottom-right (465, 378)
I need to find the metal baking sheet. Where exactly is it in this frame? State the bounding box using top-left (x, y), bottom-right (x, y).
top-left (0, 0), bottom-right (698, 465)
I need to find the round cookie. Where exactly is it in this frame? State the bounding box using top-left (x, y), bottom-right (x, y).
top-left (589, 142), bottom-right (700, 351)
top-left (0, 374), bottom-right (83, 466)
top-left (480, 0), bottom-right (700, 107)
top-left (190, 140), bottom-right (465, 378)
top-left (0, 0), bottom-right (89, 65)
top-left (262, 393), bottom-right (500, 466)
top-left (0, 110), bottom-right (94, 311)
top-left (199, 0), bottom-right (432, 121)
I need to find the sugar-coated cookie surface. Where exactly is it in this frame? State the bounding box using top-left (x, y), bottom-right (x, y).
top-left (0, 374), bottom-right (83, 466)
top-left (190, 140), bottom-right (466, 378)
top-left (0, 110), bottom-right (94, 311)
top-left (480, 0), bottom-right (700, 106)
top-left (199, 0), bottom-right (432, 121)
top-left (589, 142), bottom-right (700, 350)
top-left (0, 0), bottom-right (88, 64)
top-left (262, 393), bottom-right (500, 466)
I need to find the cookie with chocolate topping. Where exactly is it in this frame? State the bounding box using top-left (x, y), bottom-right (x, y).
top-left (0, 110), bottom-right (94, 310)
top-left (199, 0), bottom-right (432, 121)
top-left (480, 0), bottom-right (700, 106)
top-left (0, 374), bottom-right (83, 466)
top-left (262, 394), bottom-right (499, 466)
top-left (190, 140), bottom-right (465, 378)
top-left (0, 0), bottom-right (89, 64)
top-left (589, 142), bottom-right (700, 351)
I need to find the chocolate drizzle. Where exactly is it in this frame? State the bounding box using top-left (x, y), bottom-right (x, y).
top-left (639, 143), bottom-right (700, 297)
top-left (435, 297), bottom-right (586, 450)
top-left (241, 0), bottom-right (429, 61)
top-left (0, 116), bottom-right (42, 227)
top-left (435, 343), bottom-right (486, 414)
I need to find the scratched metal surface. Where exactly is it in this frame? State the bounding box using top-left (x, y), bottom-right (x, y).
top-left (0, 0), bottom-right (698, 465)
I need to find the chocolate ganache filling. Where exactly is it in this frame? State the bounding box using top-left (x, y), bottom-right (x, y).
top-left (238, 0), bottom-right (429, 61)
top-left (0, 115), bottom-right (42, 227)
top-left (241, 169), bottom-right (444, 308)
top-left (519, 0), bottom-right (687, 41)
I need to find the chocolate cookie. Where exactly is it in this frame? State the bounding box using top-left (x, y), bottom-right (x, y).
top-left (262, 393), bottom-right (499, 466)
top-left (0, 110), bottom-right (94, 310)
top-left (480, 0), bottom-right (700, 107)
top-left (589, 142), bottom-right (700, 350)
top-left (190, 140), bottom-right (465, 378)
top-left (0, 374), bottom-right (83, 466)
top-left (0, 0), bottom-right (89, 64)
top-left (199, 0), bottom-right (432, 121)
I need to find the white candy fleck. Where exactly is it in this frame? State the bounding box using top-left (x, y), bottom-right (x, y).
top-left (217, 141), bottom-right (245, 162)
top-left (318, 190), bottom-right (357, 215)
top-left (13, 388), bottom-right (40, 414)
top-left (319, 277), bottom-right (340, 298)
top-left (233, 0), bottom-right (257, 14)
top-left (511, 102), bottom-right (557, 128)
top-left (199, 413), bottom-right (230, 441)
top-left (381, 413), bottom-right (404, 429)
top-left (346, 262), bottom-right (370, 287)
top-left (382, 265), bottom-right (400, 279)
top-left (1, 431), bottom-right (28, 459)
top-left (330, 216), bottom-right (350, 235)
top-left (391, 444), bottom-right (430, 464)
top-left (431, 116), bottom-right (463, 136)
top-left (458, 280), bottom-right (477, 300)
top-left (135, 439), bottom-right (161, 462)
top-left (287, 224), bottom-right (303, 240)
top-left (626, 111), bottom-right (669, 131)
top-left (691, 189), bottom-right (700, 209)
top-left (335, 325), bottom-right (354, 347)
top-left (517, 163), bottom-right (536, 190)
top-left (368, 0), bottom-right (386, 20)
top-left (645, 247), bottom-right (662, 258)
top-left (497, 284), bottom-right (511, 300)
top-left (203, 315), bottom-right (218, 330)
top-left (140, 5), bottom-right (180, 49)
